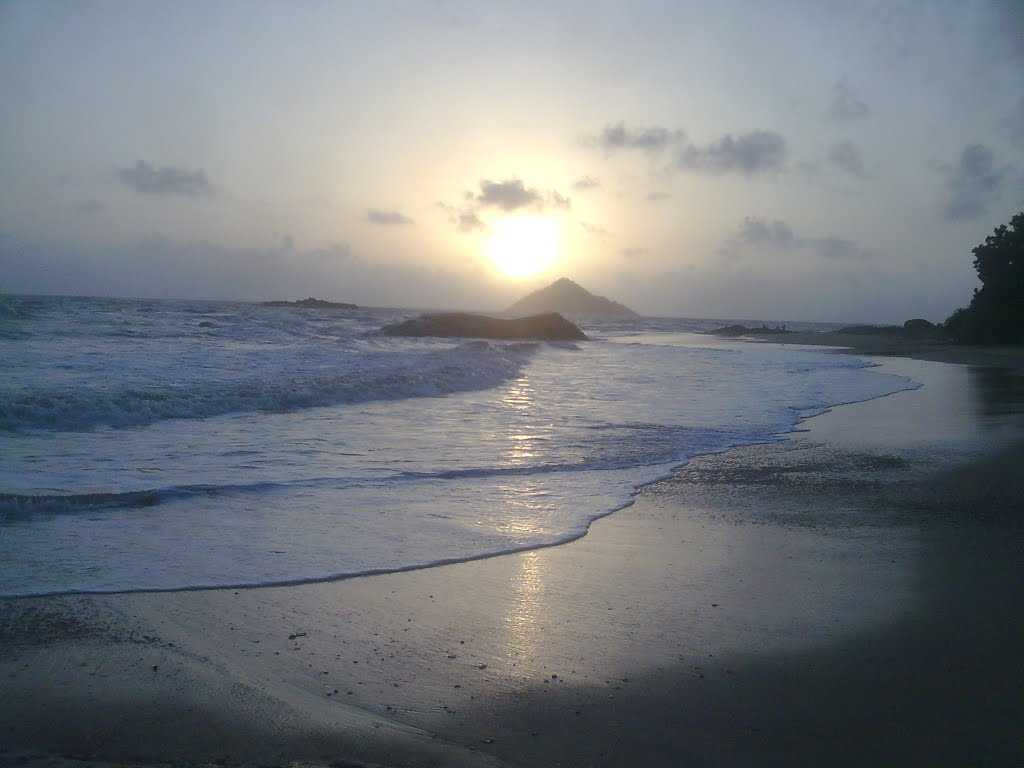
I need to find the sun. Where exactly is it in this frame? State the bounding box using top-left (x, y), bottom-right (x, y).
top-left (484, 216), bottom-right (560, 278)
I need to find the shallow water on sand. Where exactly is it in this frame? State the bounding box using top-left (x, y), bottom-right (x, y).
top-left (0, 297), bottom-right (916, 595)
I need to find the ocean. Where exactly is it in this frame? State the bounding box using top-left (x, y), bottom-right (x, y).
top-left (0, 295), bottom-right (917, 597)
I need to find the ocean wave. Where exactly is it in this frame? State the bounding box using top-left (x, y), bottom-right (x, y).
top-left (0, 299), bottom-right (923, 597)
top-left (0, 340), bottom-right (539, 432)
top-left (0, 422), bottom-right (773, 522)
top-left (0, 481), bottom-right (286, 517)
top-left (0, 488), bottom-right (199, 516)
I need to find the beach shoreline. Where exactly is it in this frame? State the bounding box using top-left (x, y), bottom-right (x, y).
top-left (735, 330), bottom-right (1024, 370)
top-left (1, 350), bottom-right (1022, 767)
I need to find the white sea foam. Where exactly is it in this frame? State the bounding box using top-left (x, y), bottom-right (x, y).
top-left (0, 339), bottom-right (537, 431)
top-left (0, 297), bottom-right (918, 596)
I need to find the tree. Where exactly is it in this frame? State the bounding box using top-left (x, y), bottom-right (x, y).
top-left (945, 212), bottom-right (1024, 345)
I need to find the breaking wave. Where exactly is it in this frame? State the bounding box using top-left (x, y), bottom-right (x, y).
top-left (0, 340), bottom-right (538, 431)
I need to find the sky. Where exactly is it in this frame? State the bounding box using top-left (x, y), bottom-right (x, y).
top-left (1, 0), bottom-right (1022, 322)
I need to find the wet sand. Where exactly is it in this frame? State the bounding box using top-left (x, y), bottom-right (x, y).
top-left (1, 356), bottom-right (1022, 767)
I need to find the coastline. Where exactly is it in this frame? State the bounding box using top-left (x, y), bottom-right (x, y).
top-left (739, 330), bottom-right (1024, 370)
top-left (1, 350), bottom-right (1022, 767)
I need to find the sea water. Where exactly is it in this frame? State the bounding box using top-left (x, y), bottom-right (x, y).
top-left (0, 296), bottom-right (917, 596)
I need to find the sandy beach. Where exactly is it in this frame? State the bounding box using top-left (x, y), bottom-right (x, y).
top-left (2, 349), bottom-right (1022, 767)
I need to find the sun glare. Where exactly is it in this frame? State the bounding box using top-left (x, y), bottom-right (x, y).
top-left (484, 216), bottom-right (560, 278)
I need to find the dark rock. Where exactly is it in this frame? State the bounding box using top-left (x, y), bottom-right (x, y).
top-left (380, 312), bottom-right (587, 341)
top-left (262, 298), bottom-right (357, 310)
top-left (710, 324), bottom-right (792, 336)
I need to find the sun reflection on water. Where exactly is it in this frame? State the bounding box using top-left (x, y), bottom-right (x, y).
top-left (504, 548), bottom-right (547, 663)
top-left (490, 480), bottom-right (551, 535)
top-left (492, 376), bottom-right (555, 665)
top-left (500, 376), bottom-right (547, 468)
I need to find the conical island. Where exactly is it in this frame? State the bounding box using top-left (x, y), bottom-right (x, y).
top-left (506, 277), bottom-right (639, 319)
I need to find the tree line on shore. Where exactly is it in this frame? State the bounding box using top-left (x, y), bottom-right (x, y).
top-left (944, 211), bottom-right (1023, 346)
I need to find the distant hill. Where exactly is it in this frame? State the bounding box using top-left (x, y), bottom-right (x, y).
top-left (505, 278), bottom-right (639, 319)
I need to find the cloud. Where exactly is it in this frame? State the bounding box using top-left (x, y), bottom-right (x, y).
top-left (737, 218), bottom-right (798, 249)
top-left (476, 178), bottom-right (545, 211)
top-left (943, 144), bottom-right (1007, 221)
top-left (367, 209), bottom-right (414, 226)
top-left (550, 190), bottom-right (572, 210)
top-left (813, 237), bottom-right (868, 261)
top-left (829, 77), bottom-right (870, 121)
top-left (646, 191), bottom-right (671, 202)
top-left (440, 178), bottom-right (570, 233)
top-left (580, 221), bottom-right (611, 238)
top-left (439, 178), bottom-right (571, 234)
top-left (116, 161), bottom-right (214, 197)
top-left (1003, 97), bottom-right (1024, 149)
top-left (439, 201), bottom-right (486, 232)
top-left (457, 210), bottom-right (485, 232)
top-left (620, 247), bottom-right (648, 258)
top-left (587, 122), bottom-right (685, 153)
top-left (724, 217), bottom-right (872, 262)
top-left (586, 122), bottom-right (785, 175)
top-left (572, 176), bottom-right (600, 190)
top-left (828, 140), bottom-right (866, 177)
top-left (676, 131), bottom-right (787, 175)
top-left (74, 200), bottom-right (104, 216)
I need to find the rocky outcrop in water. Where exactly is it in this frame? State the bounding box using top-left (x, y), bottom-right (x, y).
top-left (710, 324), bottom-right (792, 336)
top-left (262, 298), bottom-right (358, 309)
top-left (380, 312), bottom-right (587, 341)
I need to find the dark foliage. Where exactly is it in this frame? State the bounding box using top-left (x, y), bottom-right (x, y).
top-left (944, 212), bottom-right (1024, 345)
